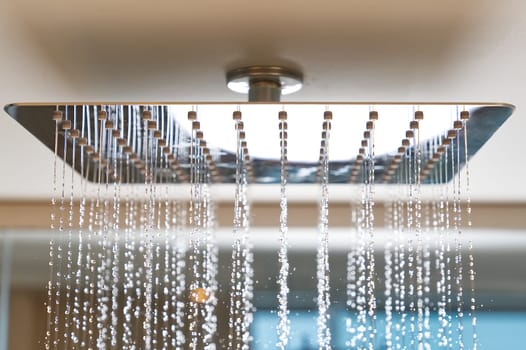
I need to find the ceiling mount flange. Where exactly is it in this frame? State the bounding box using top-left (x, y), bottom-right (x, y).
top-left (226, 65), bottom-right (303, 102)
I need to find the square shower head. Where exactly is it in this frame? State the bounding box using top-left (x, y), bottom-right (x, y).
top-left (4, 102), bottom-right (514, 185)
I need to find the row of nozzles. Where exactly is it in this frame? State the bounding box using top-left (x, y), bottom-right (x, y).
top-left (50, 104), bottom-right (470, 185)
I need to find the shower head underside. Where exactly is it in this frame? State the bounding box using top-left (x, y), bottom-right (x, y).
top-left (5, 102), bottom-right (513, 184)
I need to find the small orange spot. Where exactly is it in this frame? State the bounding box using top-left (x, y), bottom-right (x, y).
top-left (189, 288), bottom-right (209, 303)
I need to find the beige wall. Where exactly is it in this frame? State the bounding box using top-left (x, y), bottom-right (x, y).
top-left (1, 201), bottom-right (526, 229)
top-left (7, 290), bottom-right (46, 350)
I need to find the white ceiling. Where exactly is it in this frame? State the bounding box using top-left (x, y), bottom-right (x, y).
top-left (0, 0), bottom-right (525, 202)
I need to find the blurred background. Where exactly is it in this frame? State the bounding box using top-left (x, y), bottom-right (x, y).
top-left (1, 1), bottom-right (525, 349)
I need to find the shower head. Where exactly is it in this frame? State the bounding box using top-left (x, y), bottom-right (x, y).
top-left (4, 102), bottom-right (514, 185)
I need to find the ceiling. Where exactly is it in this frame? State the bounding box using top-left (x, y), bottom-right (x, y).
top-left (0, 0), bottom-right (525, 202)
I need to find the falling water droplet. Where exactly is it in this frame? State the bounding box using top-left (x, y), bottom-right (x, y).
top-left (384, 201), bottom-right (394, 350)
top-left (229, 112), bottom-right (254, 350)
top-left (277, 112), bottom-right (290, 350)
top-left (317, 114), bottom-right (332, 350)
top-left (462, 110), bottom-right (478, 350)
